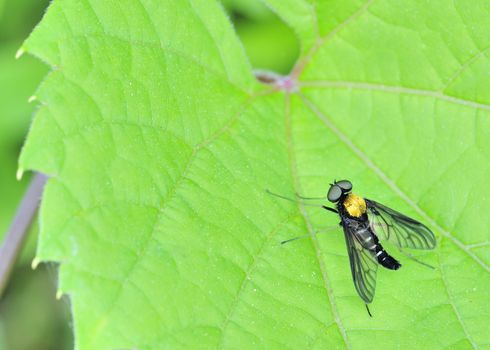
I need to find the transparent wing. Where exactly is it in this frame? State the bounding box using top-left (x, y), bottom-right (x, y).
top-left (342, 223), bottom-right (378, 303)
top-left (366, 199), bottom-right (436, 250)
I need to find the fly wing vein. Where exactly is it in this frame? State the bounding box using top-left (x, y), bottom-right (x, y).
top-left (366, 199), bottom-right (436, 250)
top-left (342, 222), bottom-right (378, 303)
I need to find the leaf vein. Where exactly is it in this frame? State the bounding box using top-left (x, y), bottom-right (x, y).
top-left (44, 32), bottom-right (251, 94)
top-left (285, 93), bottom-right (351, 350)
top-left (442, 44), bottom-right (490, 92)
top-left (217, 211), bottom-right (299, 349)
top-left (299, 93), bottom-right (490, 274)
top-left (300, 81), bottom-right (490, 112)
top-left (292, 0), bottom-right (375, 79)
top-left (91, 95), bottom-right (259, 338)
top-left (437, 249), bottom-right (478, 349)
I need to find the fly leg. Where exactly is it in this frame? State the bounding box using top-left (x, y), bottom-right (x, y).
top-left (322, 205), bottom-right (338, 214)
top-left (266, 189), bottom-right (325, 208)
top-left (280, 226), bottom-right (339, 244)
top-left (296, 193), bottom-right (339, 213)
top-left (266, 189), bottom-right (338, 213)
top-left (365, 304), bottom-right (373, 318)
top-left (398, 249), bottom-right (435, 270)
top-left (295, 193), bottom-right (326, 200)
top-left (266, 189), bottom-right (340, 243)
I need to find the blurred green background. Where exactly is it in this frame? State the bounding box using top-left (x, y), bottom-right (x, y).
top-left (221, 0), bottom-right (299, 74)
top-left (0, 0), bottom-right (297, 348)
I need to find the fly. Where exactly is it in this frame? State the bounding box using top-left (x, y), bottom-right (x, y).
top-left (268, 180), bottom-right (436, 316)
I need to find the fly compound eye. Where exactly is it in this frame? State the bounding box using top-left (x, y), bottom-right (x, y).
top-left (336, 180), bottom-right (352, 192)
top-left (327, 185), bottom-right (342, 202)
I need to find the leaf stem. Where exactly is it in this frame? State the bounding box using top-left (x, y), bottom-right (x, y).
top-left (0, 172), bottom-right (48, 297)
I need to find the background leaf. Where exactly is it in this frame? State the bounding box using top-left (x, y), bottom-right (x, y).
top-left (20, 0), bottom-right (490, 349)
top-left (222, 0), bottom-right (299, 74)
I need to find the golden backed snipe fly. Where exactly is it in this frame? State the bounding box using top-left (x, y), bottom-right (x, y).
top-left (268, 180), bottom-right (436, 316)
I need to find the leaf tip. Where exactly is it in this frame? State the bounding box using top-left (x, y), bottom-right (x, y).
top-left (28, 95), bottom-right (37, 103)
top-left (16, 168), bottom-right (24, 181)
top-left (56, 290), bottom-right (63, 300)
top-left (15, 47), bottom-right (25, 59)
top-left (31, 257), bottom-right (40, 270)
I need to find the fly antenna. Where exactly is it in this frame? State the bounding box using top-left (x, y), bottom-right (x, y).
top-left (265, 189), bottom-right (324, 208)
top-left (365, 304), bottom-right (373, 318)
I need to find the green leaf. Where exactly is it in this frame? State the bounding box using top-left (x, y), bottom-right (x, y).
top-left (20, 0), bottom-right (490, 349)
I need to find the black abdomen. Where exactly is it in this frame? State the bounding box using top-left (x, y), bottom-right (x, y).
top-left (374, 245), bottom-right (401, 270)
top-left (347, 216), bottom-right (402, 270)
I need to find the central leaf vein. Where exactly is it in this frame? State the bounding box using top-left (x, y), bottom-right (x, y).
top-left (285, 93), bottom-right (351, 350)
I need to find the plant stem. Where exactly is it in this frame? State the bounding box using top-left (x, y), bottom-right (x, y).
top-left (0, 172), bottom-right (48, 297)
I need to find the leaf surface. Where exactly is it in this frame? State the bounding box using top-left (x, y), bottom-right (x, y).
top-left (20, 0), bottom-right (490, 349)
